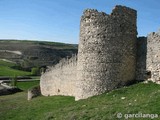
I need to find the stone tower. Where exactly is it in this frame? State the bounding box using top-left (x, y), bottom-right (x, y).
top-left (75, 5), bottom-right (137, 100)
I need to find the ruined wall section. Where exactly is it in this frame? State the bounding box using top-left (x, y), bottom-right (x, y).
top-left (76, 5), bottom-right (137, 100)
top-left (147, 32), bottom-right (160, 83)
top-left (136, 37), bottom-right (147, 80)
top-left (40, 55), bottom-right (77, 96)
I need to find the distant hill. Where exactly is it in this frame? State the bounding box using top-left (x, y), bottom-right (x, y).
top-left (0, 40), bottom-right (78, 70)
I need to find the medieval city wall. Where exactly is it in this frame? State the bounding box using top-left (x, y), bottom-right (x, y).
top-left (136, 37), bottom-right (147, 80)
top-left (146, 32), bottom-right (160, 83)
top-left (76, 5), bottom-right (137, 100)
top-left (40, 5), bottom-right (160, 101)
top-left (136, 32), bottom-right (160, 84)
top-left (40, 55), bottom-right (77, 96)
top-left (136, 32), bottom-right (160, 83)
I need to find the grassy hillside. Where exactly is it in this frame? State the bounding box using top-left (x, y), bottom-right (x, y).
top-left (0, 40), bottom-right (78, 49)
top-left (0, 60), bottom-right (31, 76)
top-left (0, 40), bottom-right (78, 70)
top-left (17, 81), bottom-right (39, 91)
top-left (0, 82), bottom-right (159, 120)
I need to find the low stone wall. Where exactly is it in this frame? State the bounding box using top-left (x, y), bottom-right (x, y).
top-left (28, 85), bottom-right (41, 100)
top-left (40, 55), bottom-right (77, 96)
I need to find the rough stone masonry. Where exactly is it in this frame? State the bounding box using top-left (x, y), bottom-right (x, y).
top-left (76, 5), bottom-right (137, 100)
top-left (40, 5), bottom-right (160, 100)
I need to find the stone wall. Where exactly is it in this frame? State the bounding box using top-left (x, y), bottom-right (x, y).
top-left (146, 32), bottom-right (160, 83)
top-left (136, 37), bottom-right (147, 80)
top-left (136, 32), bottom-right (160, 84)
top-left (76, 5), bottom-right (137, 100)
top-left (40, 5), bottom-right (160, 101)
top-left (28, 85), bottom-right (41, 100)
top-left (40, 54), bottom-right (77, 96)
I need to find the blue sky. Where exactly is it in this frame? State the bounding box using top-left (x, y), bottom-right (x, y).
top-left (0, 0), bottom-right (159, 44)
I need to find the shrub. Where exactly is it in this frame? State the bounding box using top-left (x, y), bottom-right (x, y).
top-left (11, 75), bottom-right (17, 87)
top-left (31, 67), bottom-right (40, 76)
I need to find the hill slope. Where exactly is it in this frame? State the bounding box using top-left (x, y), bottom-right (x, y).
top-left (0, 60), bottom-right (31, 76)
top-left (0, 40), bottom-right (78, 69)
top-left (0, 82), bottom-right (159, 120)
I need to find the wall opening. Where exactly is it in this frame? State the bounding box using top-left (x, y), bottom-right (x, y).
top-left (146, 71), bottom-right (151, 79)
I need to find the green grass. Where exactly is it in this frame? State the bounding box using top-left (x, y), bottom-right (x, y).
top-left (0, 66), bottom-right (31, 76)
top-left (0, 60), bottom-right (15, 67)
top-left (17, 81), bottom-right (40, 91)
top-left (0, 82), bottom-right (159, 120)
top-left (0, 60), bottom-right (31, 76)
